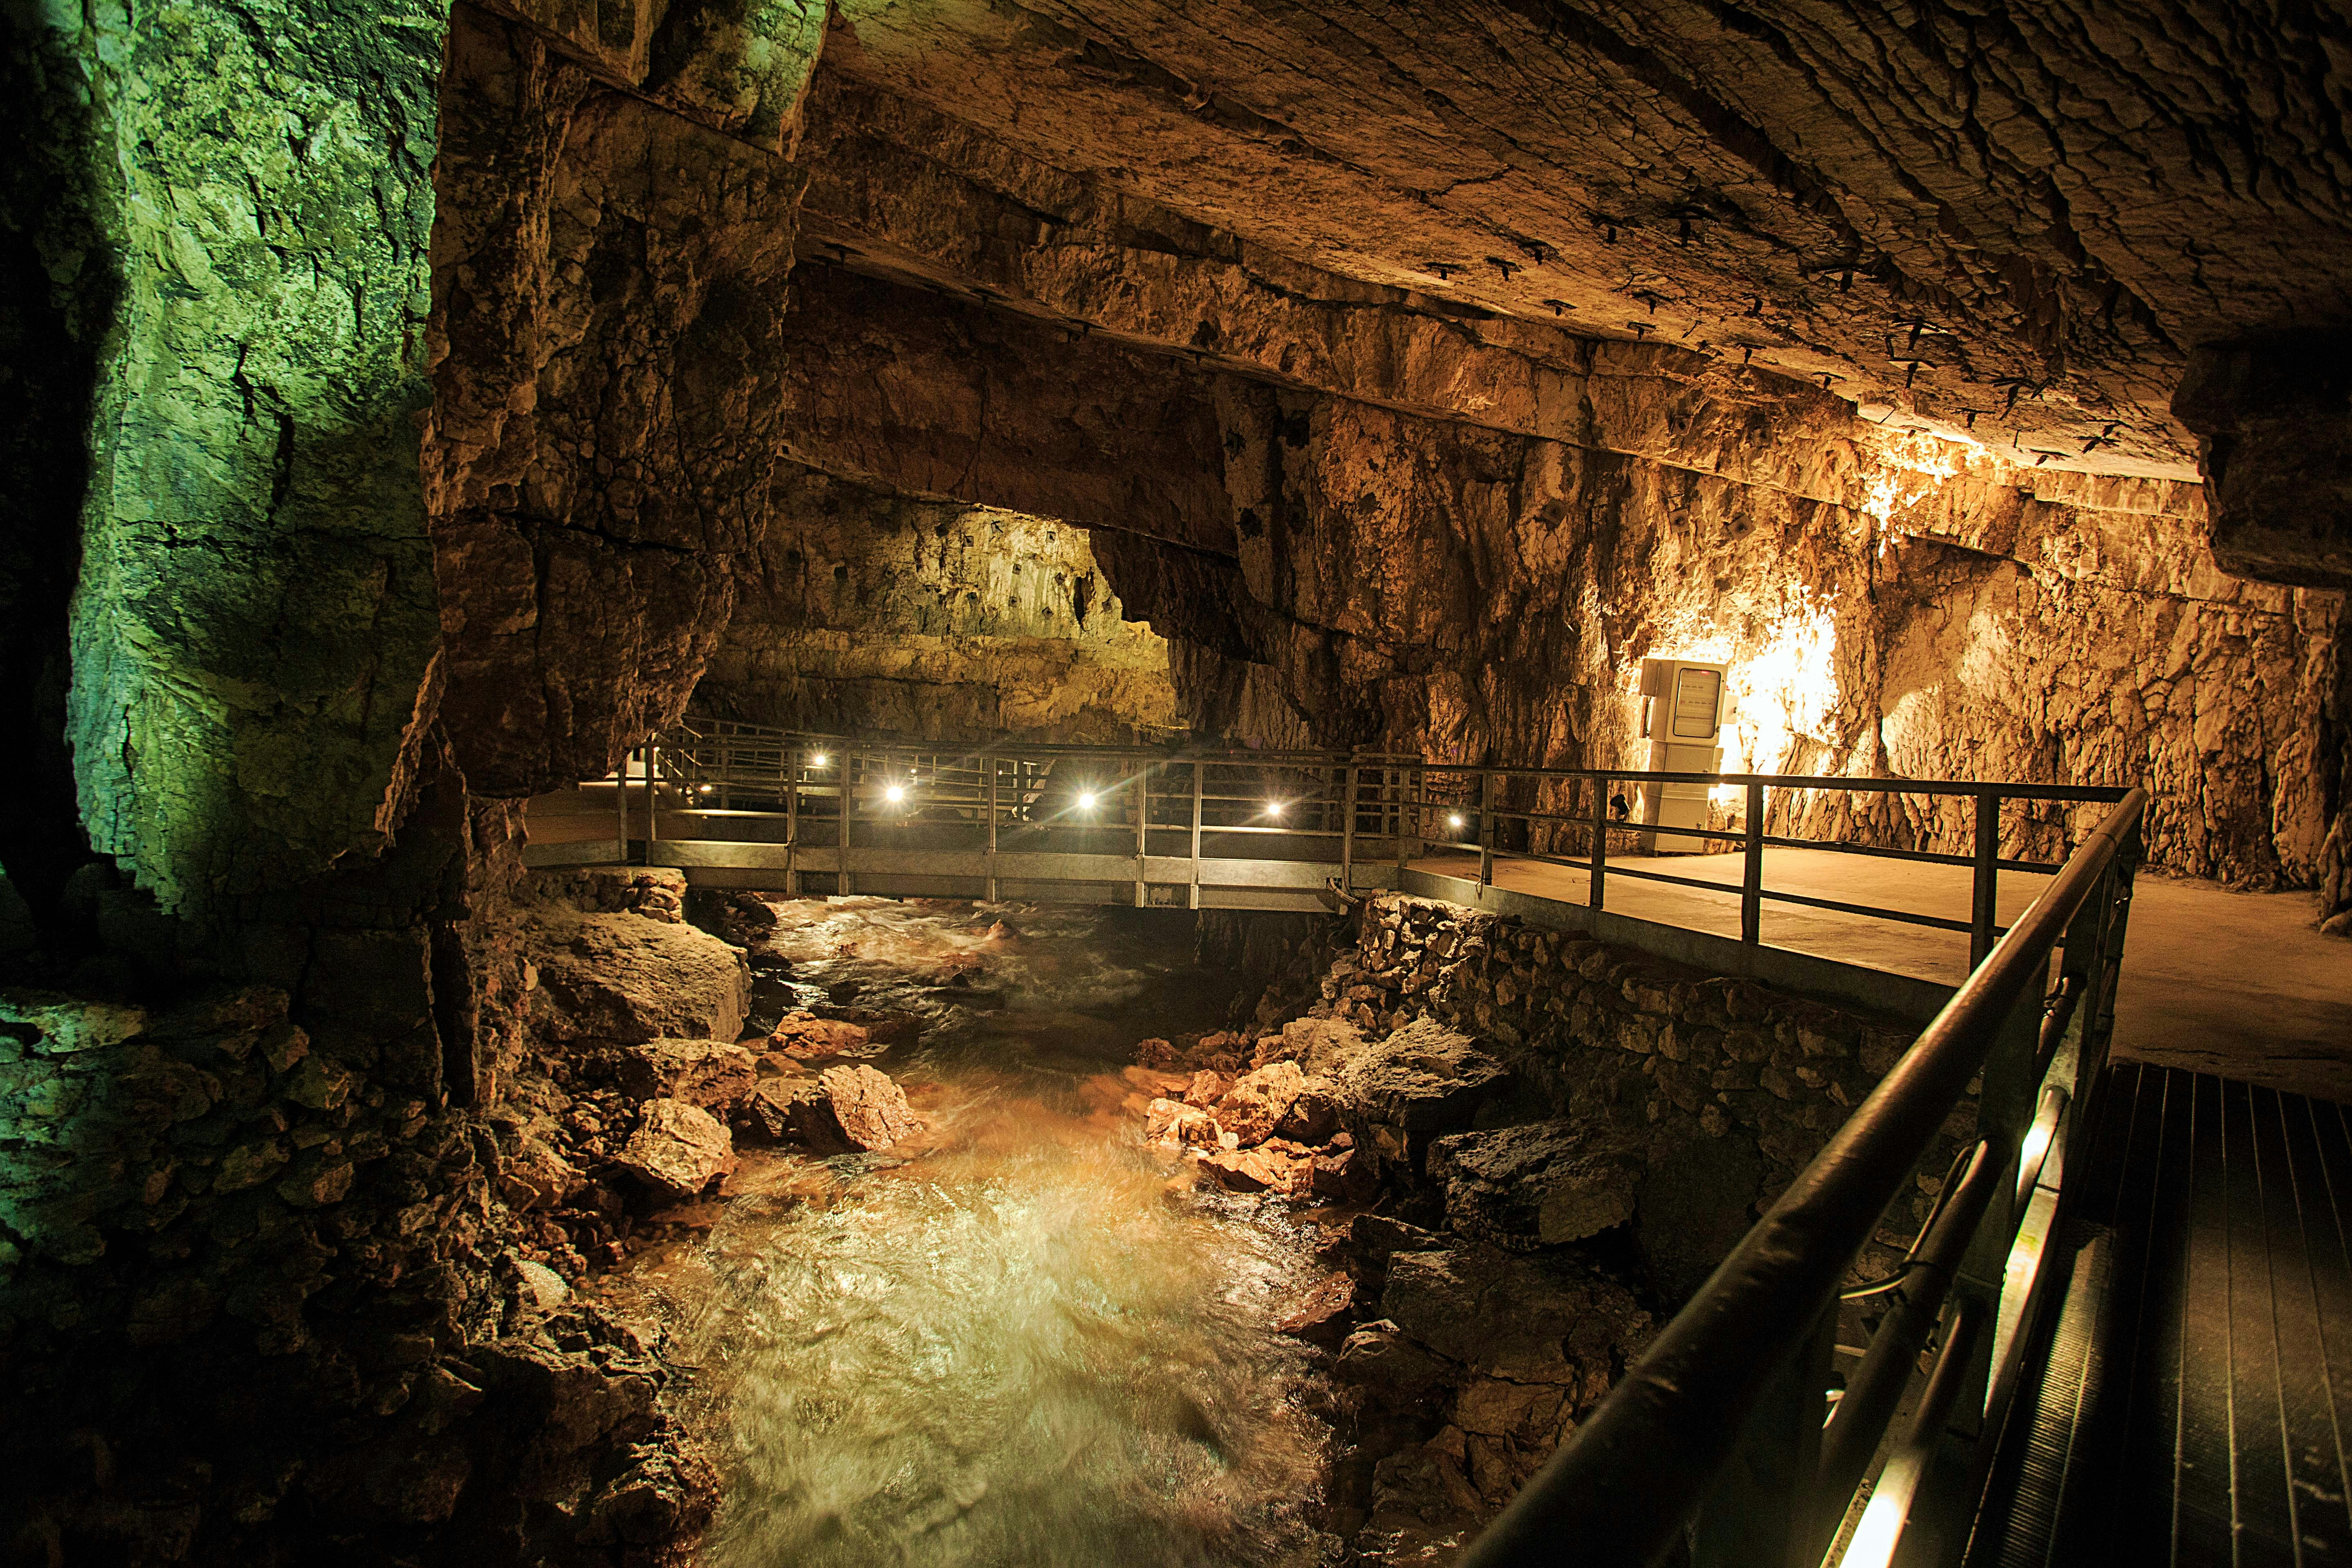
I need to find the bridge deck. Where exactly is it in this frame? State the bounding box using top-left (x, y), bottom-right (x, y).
top-left (1971, 1064), bottom-right (2352, 1566)
top-left (1410, 848), bottom-right (2352, 1103)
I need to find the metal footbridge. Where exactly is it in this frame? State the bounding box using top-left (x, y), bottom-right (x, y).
top-left (530, 721), bottom-right (2339, 1566)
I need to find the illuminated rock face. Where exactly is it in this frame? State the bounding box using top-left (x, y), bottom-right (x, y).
top-left (6, 0), bottom-right (449, 921)
top-left (697, 465), bottom-right (1180, 744)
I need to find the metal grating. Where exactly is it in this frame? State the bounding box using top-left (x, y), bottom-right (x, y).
top-left (1971, 1063), bottom-right (2352, 1566)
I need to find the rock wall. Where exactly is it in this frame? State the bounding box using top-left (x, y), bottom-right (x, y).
top-left (764, 260), bottom-right (2346, 898)
top-left (424, 4), bottom-right (806, 799)
top-left (695, 464), bottom-right (1180, 744)
top-left (0, 855), bottom-right (751, 1563)
top-left (1314, 895), bottom-right (1940, 1305)
top-left (5, 0), bottom-right (450, 924)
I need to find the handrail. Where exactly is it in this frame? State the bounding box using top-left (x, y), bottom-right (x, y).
top-left (1454, 785), bottom-right (2148, 1568)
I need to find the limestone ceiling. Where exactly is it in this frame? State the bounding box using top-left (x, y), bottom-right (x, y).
top-left (814, 0), bottom-right (2352, 482)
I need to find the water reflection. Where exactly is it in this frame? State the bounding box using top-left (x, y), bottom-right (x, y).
top-left (674, 900), bottom-right (1337, 1567)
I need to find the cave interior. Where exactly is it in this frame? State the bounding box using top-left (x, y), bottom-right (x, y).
top-left (2, 0), bottom-right (2350, 1564)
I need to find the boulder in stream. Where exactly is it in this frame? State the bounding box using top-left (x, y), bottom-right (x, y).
top-left (767, 1012), bottom-right (877, 1060)
top-left (788, 1065), bottom-right (921, 1153)
top-left (617, 1099), bottom-right (736, 1198)
top-left (617, 1038), bottom-right (759, 1113)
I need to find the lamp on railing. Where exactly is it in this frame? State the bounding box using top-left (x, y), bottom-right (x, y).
top-left (1077, 791), bottom-right (1098, 811)
top-left (809, 751), bottom-right (829, 768)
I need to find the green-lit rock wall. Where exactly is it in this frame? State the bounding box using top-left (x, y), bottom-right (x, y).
top-left (22, 0), bottom-right (450, 923)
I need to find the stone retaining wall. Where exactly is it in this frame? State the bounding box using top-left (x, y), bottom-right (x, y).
top-left (1318, 893), bottom-right (1959, 1301)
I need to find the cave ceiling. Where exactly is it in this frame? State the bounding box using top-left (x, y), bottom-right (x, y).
top-left (784, 0), bottom-right (2352, 486)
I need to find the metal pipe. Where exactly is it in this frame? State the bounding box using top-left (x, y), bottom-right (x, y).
top-left (1835, 1294), bottom-right (1989, 1568)
top-left (1812, 1135), bottom-right (2008, 1535)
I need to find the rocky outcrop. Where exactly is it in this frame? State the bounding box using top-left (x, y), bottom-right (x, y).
top-left (616, 1098), bottom-right (736, 1199)
top-left (695, 463), bottom-right (1180, 744)
top-left (425, 4), bottom-right (806, 799)
top-left (616, 1040), bottom-right (759, 1114)
top-left (1428, 1122), bottom-right (1645, 1252)
top-left (520, 897), bottom-right (751, 1049)
top-left (8, 0), bottom-right (448, 923)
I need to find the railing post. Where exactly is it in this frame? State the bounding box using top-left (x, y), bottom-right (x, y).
top-left (1134, 761), bottom-right (1149, 908)
top-left (1970, 791), bottom-right (2000, 967)
top-left (1342, 762), bottom-right (1358, 895)
top-left (1478, 770), bottom-right (1496, 887)
top-left (615, 744), bottom-right (632, 862)
top-left (1742, 780), bottom-right (1765, 944)
top-left (1588, 773), bottom-right (1608, 911)
top-left (784, 742), bottom-right (801, 897)
top-left (986, 756), bottom-right (1000, 902)
top-left (839, 749), bottom-right (855, 897)
top-left (644, 739), bottom-right (660, 863)
top-left (1188, 759), bottom-right (1204, 910)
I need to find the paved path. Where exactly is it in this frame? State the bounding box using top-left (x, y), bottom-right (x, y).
top-left (1411, 847), bottom-right (2352, 1104)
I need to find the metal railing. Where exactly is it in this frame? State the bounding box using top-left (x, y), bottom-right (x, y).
top-left (570, 719), bottom-right (2129, 960)
top-left (1456, 786), bottom-right (2147, 1568)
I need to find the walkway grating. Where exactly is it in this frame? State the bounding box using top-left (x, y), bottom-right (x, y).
top-left (1972, 1064), bottom-right (2352, 1566)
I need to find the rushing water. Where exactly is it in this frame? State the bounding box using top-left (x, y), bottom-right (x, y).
top-left (654, 899), bottom-right (1339, 1568)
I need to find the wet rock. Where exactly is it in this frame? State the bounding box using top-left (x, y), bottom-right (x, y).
top-left (1203, 1139), bottom-right (1316, 1196)
top-left (739, 1078), bottom-right (811, 1145)
top-left (616, 1100), bottom-right (736, 1199)
top-left (1214, 1059), bottom-right (1304, 1146)
top-left (1277, 1269), bottom-right (1358, 1345)
top-left (1346, 1214), bottom-right (1449, 1265)
top-left (789, 1065), bottom-right (920, 1153)
top-left (526, 912), bottom-right (750, 1046)
top-left (1334, 1319), bottom-right (1452, 1402)
top-left (1134, 1036), bottom-right (1181, 1068)
top-left (617, 1038), bottom-right (759, 1112)
top-left (1181, 1069), bottom-right (1234, 1109)
top-left (767, 1012), bottom-right (877, 1059)
top-left (1428, 1121), bottom-right (1645, 1250)
top-left (1274, 1080), bottom-right (1341, 1143)
top-left (1330, 1018), bottom-right (1508, 1161)
top-left (811, 1005), bottom-right (923, 1045)
top-left (1382, 1247), bottom-right (1650, 1390)
top-left (1144, 1097), bottom-right (1219, 1147)
top-left (1125, 1066), bottom-right (1193, 1099)
top-left (1311, 1144), bottom-right (1379, 1204)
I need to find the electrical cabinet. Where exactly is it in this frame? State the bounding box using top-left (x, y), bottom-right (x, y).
top-left (1637, 657), bottom-right (1729, 854)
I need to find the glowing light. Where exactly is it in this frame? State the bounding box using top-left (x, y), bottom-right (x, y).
top-left (809, 752), bottom-right (829, 767)
top-left (1736, 592), bottom-right (1840, 775)
top-left (1448, 813), bottom-right (1466, 829)
top-left (698, 784), bottom-right (714, 794)
top-left (884, 784), bottom-right (905, 804)
top-left (1855, 433), bottom-right (1964, 558)
top-left (1077, 791), bottom-right (1097, 810)
top-left (1708, 784), bottom-right (1738, 805)
top-left (1265, 800), bottom-right (1285, 817)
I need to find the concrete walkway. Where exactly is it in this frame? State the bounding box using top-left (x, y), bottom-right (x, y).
top-left (1411, 847), bottom-right (2352, 1104)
